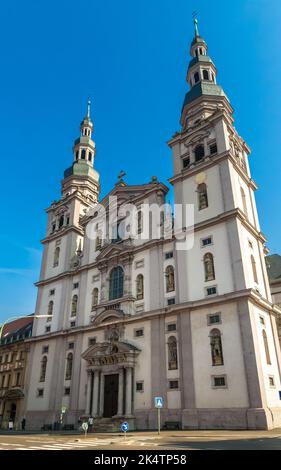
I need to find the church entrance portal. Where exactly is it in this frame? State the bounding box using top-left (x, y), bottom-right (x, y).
top-left (103, 374), bottom-right (119, 418)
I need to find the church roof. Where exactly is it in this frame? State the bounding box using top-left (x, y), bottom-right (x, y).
top-left (64, 160), bottom-right (100, 182)
top-left (182, 81), bottom-right (226, 110)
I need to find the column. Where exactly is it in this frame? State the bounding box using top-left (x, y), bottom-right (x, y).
top-left (117, 368), bottom-right (124, 416)
top-left (125, 367), bottom-right (133, 416)
top-left (99, 372), bottom-right (105, 417)
top-left (92, 370), bottom-right (100, 417)
top-left (85, 371), bottom-right (92, 415)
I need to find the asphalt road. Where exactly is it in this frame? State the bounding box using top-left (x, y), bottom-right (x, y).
top-left (0, 429), bottom-right (281, 450)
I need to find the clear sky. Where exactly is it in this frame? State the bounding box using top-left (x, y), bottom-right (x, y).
top-left (0, 0), bottom-right (280, 322)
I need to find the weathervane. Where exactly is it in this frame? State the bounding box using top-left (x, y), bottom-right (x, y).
top-left (118, 170), bottom-right (126, 181)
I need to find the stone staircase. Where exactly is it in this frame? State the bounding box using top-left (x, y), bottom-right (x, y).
top-left (93, 417), bottom-right (135, 432)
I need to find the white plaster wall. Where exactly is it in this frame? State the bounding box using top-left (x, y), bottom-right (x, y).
top-left (131, 250), bottom-right (151, 313)
top-left (34, 283), bottom-right (63, 336)
top-left (229, 164), bottom-right (256, 227)
top-left (191, 302), bottom-right (249, 408)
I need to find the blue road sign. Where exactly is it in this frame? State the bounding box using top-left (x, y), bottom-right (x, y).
top-left (154, 396), bottom-right (163, 408)
top-left (121, 421), bottom-right (129, 432)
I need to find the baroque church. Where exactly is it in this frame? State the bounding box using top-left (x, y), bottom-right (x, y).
top-left (24, 21), bottom-right (281, 430)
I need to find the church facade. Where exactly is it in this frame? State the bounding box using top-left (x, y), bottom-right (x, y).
top-left (24, 21), bottom-right (281, 431)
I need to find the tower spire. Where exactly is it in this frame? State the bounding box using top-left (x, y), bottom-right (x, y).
top-left (87, 96), bottom-right (91, 119)
top-left (194, 17), bottom-right (199, 37)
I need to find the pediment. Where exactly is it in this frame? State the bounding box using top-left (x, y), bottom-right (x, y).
top-left (81, 341), bottom-right (140, 362)
top-left (96, 242), bottom-right (133, 261)
top-left (91, 309), bottom-right (130, 327)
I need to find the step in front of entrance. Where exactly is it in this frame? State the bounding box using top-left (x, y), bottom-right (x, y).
top-left (93, 417), bottom-right (135, 433)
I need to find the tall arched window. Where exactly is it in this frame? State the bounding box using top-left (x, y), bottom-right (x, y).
top-left (166, 265), bottom-right (175, 293)
top-left (168, 336), bottom-right (178, 370)
top-left (210, 329), bottom-right (224, 366)
top-left (136, 274), bottom-right (144, 300)
top-left (204, 253), bottom-right (215, 282)
top-left (81, 149), bottom-right (86, 160)
top-left (59, 215), bottom-right (64, 228)
top-left (194, 72), bottom-right (200, 83)
top-left (109, 266), bottom-right (124, 300)
top-left (88, 151), bottom-right (92, 162)
top-left (53, 247), bottom-right (60, 267)
top-left (137, 210), bottom-right (143, 234)
top-left (251, 255), bottom-right (258, 284)
top-left (203, 69), bottom-right (209, 80)
top-left (71, 295), bottom-right (78, 317)
top-left (40, 356), bottom-right (47, 382)
top-left (195, 145), bottom-right (205, 162)
top-left (47, 301), bottom-right (53, 322)
top-left (65, 353), bottom-right (73, 380)
top-left (262, 330), bottom-right (271, 365)
top-left (198, 183), bottom-right (208, 210)
top-left (240, 187), bottom-right (248, 216)
top-left (91, 288), bottom-right (99, 310)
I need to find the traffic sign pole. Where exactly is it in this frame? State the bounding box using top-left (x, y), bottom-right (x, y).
top-left (157, 408), bottom-right (160, 435)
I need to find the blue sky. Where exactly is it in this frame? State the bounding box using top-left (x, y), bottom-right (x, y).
top-left (0, 0), bottom-right (280, 322)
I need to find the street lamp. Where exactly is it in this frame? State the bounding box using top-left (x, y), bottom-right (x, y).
top-left (0, 315), bottom-right (53, 342)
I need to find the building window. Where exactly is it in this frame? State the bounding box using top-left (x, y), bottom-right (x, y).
top-left (201, 236), bottom-right (213, 247)
top-left (53, 247), bottom-right (60, 267)
top-left (204, 253), bottom-right (215, 282)
top-left (64, 387), bottom-right (71, 396)
top-left (91, 288), bottom-right (99, 310)
top-left (210, 329), bottom-right (224, 366)
top-left (262, 330), bottom-right (271, 365)
top-left (47, 300), bottom-right (53, 321)
top-left (49, 289), bottom-right (55, 296)
top-left (259, 316), bottom-right (265, 326)
top-left (71, 295), bottom-right (78, 317)
top-left (95, 226), bottom-right (102, 250)
top-left (165, 252), bottom-right (173, 260)
top-left (52, 222), bottom-right (56, 233)
top-left (195, 145), bottom-right (205, 162)
top-left (251, 255), bottom-right (258, 284)
top-left (37, 388), bottom-right (44, 397)
top-left (16, 372), bottom-right (21, 386)
top-left (42, 346), bottom-right (49, 354)
top-left (197, 183), bottom-right (208, 210)
top-left (136, 382), bottom-right (144, 392)
top-left (59, 215), bottom-right (64, 229)
top-left (209, 143), bottom-right (218, 155)
top-left (75, 150), bottom-right (79, 160)
top-left (45, 326), bottom-right (51, 333)
top-left (167, 323), bottom-right (176, 332)
top-left (88, 337), bottom-right (96, 346)
top-left (167, 298), bottom-right (175, 305)
top-left (169, 380), bottom-right (179, 390)
top-left (182, 157), bottom-right (190, 168)
top-left (109, 266), bottom-right (124, 300)
top-left (81, 149), bottom-right (86, 160)
top-left (165, 265), bottom-right (175, 293)
top-left (88, 152), bottom-right (92, 162)
top-left (168, 336), bottom-right (178, 370)
top-left (66, 216), bottom-right (70, 225)
top-left (194, 72), bottom-right (199, 83)
top-left (137, 210), bottom-right (143, 234)
top-left (73, 282), bottom-right (79, 289)
top-left (65, 353), bottom-right (73, 380)
top-left (136, 274), bottom-right (144, 300)
top-left (203, 69), bottom-right (209, 80)
top-left (134, 328), bottom-right (144, 338)
top-left (207, 313), bottom-right (221, 326)
top-left (212, 375), bottom-right (227, 388)
top-left (68, 342), bottom-right (74, 350)
top-left (269, 376), bottom-right (275, 388)
top-left (70, 321), bottom-right (76, 328)
top-left (240, 187), bottom-right (248, 217)
top-left (39, 356), bottom-right (48, 382)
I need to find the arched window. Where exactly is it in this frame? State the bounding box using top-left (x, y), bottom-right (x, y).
top-left (81, 149), bottom-right (86, 160)
top-left (195, 144), bottom-right (205, 162)
top-left (194, 72), bottom-right (200, 83)
top-left (204, 253), bottom-right (215, 282)
top-left (166, 265), bottom-right (175, 293)
top-left (168, 336), bottom-right (178, 370)
top-left (197, 183), bottom-right (208, 210)
top-left (40, 356), bottom-right (47, 382)
top-left (203, 69), bottom-right (209, 80)
top-left (210, 329), bottom-right (224, 366)
top-left (137, 210), bottom-right (143, 234)
top-left (71, 295), bottom-right (78, 317)
top-left (75, 150), bottom-right (79, 160)
top-left (136, 274), bottom-right (144, 300)
top-left (47, 301), bottom-right (53, 322)
top-left (88, 152), bottom-right (92, 162)
top-left (199, 48), bottom-right (203, 55)
top-left (91, 288), bottom-right (99, 310)
top-left (59, 215), bottom-right (64, 229)
top-left (262, 330), bottom-right (271, 365)
top-left (65, 353), bottom-right (73, 380)
top-left (251, 255), bottom-right (258, 284)
top-left (240, 187), bottom-right (248, 216)
top-left (53, 247), bottom-right (60, 267)
top-left (109, 266), bottom-right (124, 300)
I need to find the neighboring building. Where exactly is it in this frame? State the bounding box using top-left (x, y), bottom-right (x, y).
top-left (0, 317), bottom-right (33, 429)
top-left (25, 20), bottom-right (281, 431)
top-left (267, 254), bottom-right (281, 307)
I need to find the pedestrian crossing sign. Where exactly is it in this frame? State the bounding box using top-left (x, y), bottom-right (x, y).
top-left (154, 397), bottom-right (163, 408)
